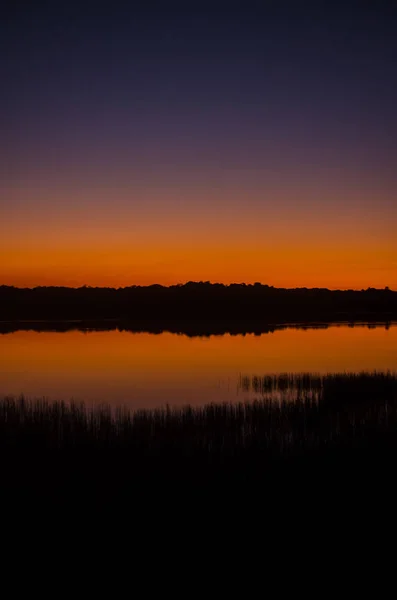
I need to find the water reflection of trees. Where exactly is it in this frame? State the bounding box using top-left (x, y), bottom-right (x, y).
top-left (0, 321), bottom-right (394, 336)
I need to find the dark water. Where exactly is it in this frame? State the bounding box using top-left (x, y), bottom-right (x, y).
top-left (0, 323), bottom-right (396, 408)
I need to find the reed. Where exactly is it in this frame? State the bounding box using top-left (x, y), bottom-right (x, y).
top-left (1, 372), bottom-right (396, 457)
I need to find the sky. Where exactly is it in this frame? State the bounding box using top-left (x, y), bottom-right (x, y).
top-left (1, 0), bottom-right (396, 289)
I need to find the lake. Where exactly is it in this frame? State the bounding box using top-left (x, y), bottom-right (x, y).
top-left (1, 323), bottom-right (396, 408)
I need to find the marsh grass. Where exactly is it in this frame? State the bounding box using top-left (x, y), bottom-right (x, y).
top-left (1, 371), bottom-right (397, 452)
top-left (1, 371), bottom-right (397, 508)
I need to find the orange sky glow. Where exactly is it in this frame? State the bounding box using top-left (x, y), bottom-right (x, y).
top-left (2, 3), bottom-right (397, 291)
top-left (1, 190), bottom-right (396, 289)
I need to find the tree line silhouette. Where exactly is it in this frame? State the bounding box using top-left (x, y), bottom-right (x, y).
top-left (1, 283), bottom-right (396, 327)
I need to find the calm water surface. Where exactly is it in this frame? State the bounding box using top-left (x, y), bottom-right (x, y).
top-left (1, 324), bottom-right (396, 408)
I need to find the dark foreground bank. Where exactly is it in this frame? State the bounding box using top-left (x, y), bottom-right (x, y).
top-left (2, 372), bottom-right (397, 513)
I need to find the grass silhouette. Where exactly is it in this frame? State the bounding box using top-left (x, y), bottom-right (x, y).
top-left (2, 371), bottom-right (397, 517)
top-left (1, 372), bottom-right (396, 456)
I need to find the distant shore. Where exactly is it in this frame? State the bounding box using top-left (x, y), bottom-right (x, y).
top-left (1, 284), bottom-right (396, 329)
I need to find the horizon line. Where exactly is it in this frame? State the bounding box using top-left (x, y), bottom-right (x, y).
top-left (1, 282), bottom-right (395, 293)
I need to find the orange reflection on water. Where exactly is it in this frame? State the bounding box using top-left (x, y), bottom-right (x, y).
top-left (0, 325), bottom-right (396, 408)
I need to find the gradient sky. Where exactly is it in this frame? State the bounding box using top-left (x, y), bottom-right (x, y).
top-left (1, 0), bottom-right (396, 289)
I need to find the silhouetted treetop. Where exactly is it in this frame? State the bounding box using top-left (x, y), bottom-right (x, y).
top-left (0, 282), bottom-right (396, 324)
